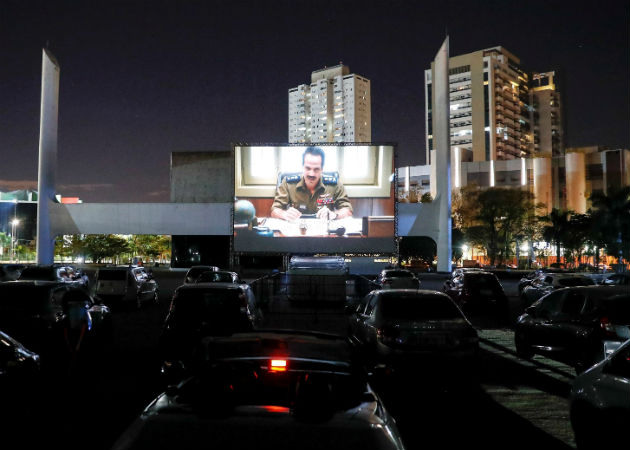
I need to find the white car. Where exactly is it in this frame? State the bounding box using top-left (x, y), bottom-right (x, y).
top-left (569, 338), bottom-right (630, 448)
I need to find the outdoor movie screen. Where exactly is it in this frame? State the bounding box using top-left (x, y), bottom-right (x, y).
top-left (233, 144), bottom-right (396, 253)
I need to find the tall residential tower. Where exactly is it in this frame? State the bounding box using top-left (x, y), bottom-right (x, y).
top-left (288, 64), bottom-right (371, 143)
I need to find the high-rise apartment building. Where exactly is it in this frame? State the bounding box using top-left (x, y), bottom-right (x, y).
top-left (425, 46), bottom-right (533, 165)
top-left (530, 71), bottom-right (564, 157)
top-left (288, 64), bottom-right (371, 143)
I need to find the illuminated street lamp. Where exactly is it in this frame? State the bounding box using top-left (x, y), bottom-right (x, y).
top-left (10, 219), bottom-right (19, 262)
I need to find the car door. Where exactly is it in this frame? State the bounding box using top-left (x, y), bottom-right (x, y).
top-left (546, 290), bottom-right (589, 360)
top-left (350, 294), bottom-right (372, 341)
top-left (527, 290), bottom-right (566, 352)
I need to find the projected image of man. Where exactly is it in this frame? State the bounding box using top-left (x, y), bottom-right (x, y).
top-left (271, 147), bottom-right (353, 221)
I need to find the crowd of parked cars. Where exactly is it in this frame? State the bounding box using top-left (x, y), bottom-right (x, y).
top-left (1, 260), bottom-right (627, 449)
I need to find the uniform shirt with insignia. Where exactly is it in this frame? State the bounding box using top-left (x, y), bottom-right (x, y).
top-left (271, 175), bottom-right (353, 215)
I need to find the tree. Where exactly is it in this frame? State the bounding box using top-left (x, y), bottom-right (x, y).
top-left (0, 232), bottom-right (11, 260)
top-left (541, 208), bottom-right (573, 266)
top-left (83, 235), bottom-right (130, 263)
top-left (458, 187), bottom-right (536, 266)
top-left (563, 214), bottom-right (591, 268)
top-left (589, 187), bottom-right (630, 265)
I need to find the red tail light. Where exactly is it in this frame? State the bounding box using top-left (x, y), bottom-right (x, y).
top-left (600, 316), bottom-right (617, 338)
top-left (270, 359), bottom-right (287, 372)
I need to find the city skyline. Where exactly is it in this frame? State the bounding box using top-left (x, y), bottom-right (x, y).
top-left (1, 0), bottom-right (628, 202)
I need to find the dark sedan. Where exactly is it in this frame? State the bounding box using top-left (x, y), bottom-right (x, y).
top-left (442, 271), bottom-right (509, 323)
top-left (348, 289), bottom-right (479, 372)
top-left (114, 331), bottom-right (406, 450)
top-left (159, 282), bottom-right (261, 380)
top-left (515, 285), bottom-right (630, 372)
top-left (520, 273), bottom-right (595, 308)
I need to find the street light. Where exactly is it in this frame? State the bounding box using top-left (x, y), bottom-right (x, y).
top-left (10, 219), bottom-right (19, 262)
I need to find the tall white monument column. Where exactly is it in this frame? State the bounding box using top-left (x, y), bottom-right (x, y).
top-left (36, 49), bottom-right (60, 264)
top-left (434, 37), bottom-right (452, 273)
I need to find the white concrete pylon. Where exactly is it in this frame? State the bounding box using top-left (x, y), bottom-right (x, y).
top-left (434, 37), bottom-right (452, 273)
top-left (36, 48), bottom-right (60, 264)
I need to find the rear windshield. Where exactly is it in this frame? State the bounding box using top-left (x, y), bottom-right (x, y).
top-left (19, 267), bottom-right (57, 281)
top-left (173, 289), bottom-right (241, 322)
top-left (97, 270), bottom-right (127, 281)
top-left (465, 274), bottom-right (503, 292)
top-left (559, 277), bottom-right (594, 287)
top-left (198, 272), bottom-right (234, 283)
top-left (383, 271), bottom-right (413, 278)
top-left (380, 295), bottom-right (462, 320)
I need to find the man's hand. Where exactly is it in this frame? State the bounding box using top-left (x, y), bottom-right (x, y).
top-left (271, 207), bottom-right (301, 221)
top-left (316, 208), bottom-right (337, 220)
top-left (283, 207), bottom-right (302, 221)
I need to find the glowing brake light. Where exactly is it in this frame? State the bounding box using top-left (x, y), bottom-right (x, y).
top-left (270, 359), bottom-right (287, 372)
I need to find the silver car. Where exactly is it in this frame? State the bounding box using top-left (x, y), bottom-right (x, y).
top-left (95, 266), bottom-right (159, 309)
top-left (569, 338), bottom-right (630, 448)
top-left (348, 289), bottom-right (479, 371)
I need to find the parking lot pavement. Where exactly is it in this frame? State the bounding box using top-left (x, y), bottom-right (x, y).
top-left (478, 328), bottom-right (577, 449)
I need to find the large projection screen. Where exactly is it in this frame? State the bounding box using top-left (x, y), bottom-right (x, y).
top-left (233, 144), bottom-right (396, 253)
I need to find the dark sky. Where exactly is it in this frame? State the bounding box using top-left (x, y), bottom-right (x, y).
top-left (1, 0), bottom-right (628, 202)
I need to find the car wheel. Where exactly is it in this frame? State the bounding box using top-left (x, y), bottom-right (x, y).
top-left (515, 330), bottom-right (534, 359)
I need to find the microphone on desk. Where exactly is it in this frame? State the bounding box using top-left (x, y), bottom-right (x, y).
top-left (328, 225), bottom-right (346, 236)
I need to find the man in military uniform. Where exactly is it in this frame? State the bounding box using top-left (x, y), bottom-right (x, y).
top-left (271, 147), bottom-right (353, 221)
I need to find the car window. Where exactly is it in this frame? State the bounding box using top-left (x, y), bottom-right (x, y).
top-left (19, 266), bottom-right (57, 281)
top-left (537, 290), bottom-right (565, 317)
top-left (383, 270), bottom-right (413, 278)
top-left (560, 291), bottom-right (587, 316)
top-left (356, 294), bottom-right (371, 314)
top-left (465, 274), bottom-right (503, 293)
top-left (364, 295), bottom-right (378, 316)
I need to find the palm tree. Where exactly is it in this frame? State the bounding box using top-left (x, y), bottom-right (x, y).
top-left (541, 208), bottom-right (572, 267)
top-left (589, 187), bottom-right (630, 264)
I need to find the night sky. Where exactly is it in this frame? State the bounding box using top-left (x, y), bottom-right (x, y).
top-left (1, 0), bottom-right (628, 202)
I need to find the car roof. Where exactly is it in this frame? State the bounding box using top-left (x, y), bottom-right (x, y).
top-left (176, 282), bottom-right (247, 291)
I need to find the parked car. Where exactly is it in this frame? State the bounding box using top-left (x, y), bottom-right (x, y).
top-left (0, 281), bottom-right (112, 357)
top-left (196, 270), bottom-right (243, 284)
top-left (94, 265), bottom-right (159, 309)
top-left (514, 285), bottom-right (630, 372)
top-left (0, 329), bottom-right (40, 381)
top-left (0, 263), bottom-right (26, 281)
top-left (183, 265), bottom-right (220, 284)
top-left (18, 264), bottom-right (89, 289)
top-left (442, 271), bottom-right (509, 321)
top-left (601, 272), bottom-right (629, 286)
top-left (520, 273), bottom-right (596, 308)
top-left (374, 269), bottom-right (420, 290)
top-left (348, 289), bottom-right (478, 371)
top-left (113, 330), bottom-right (407, 450)
top-left (159, 282), bottom-right (262, 380)
top-left (569, 338), bottom-right (630, 449)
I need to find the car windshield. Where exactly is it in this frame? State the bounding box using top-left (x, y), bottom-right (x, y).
top-left (383, 271), bottom-right (413, 278)
top-left (0, 285), bottom-right (53, 315)
top-left (380, 295), bottom-right (462, 320)
top-left (558, 277), bottom-right (594, 287)
top-left (18, 267), bottom-right (57, 281)
top-left (98, 270), bottom-right (127, 281)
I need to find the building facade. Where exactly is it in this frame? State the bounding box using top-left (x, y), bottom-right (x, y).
top-left (530, 71), bottom-right (564, 157)
top-left (288, 64), bottom-right (371, 143)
